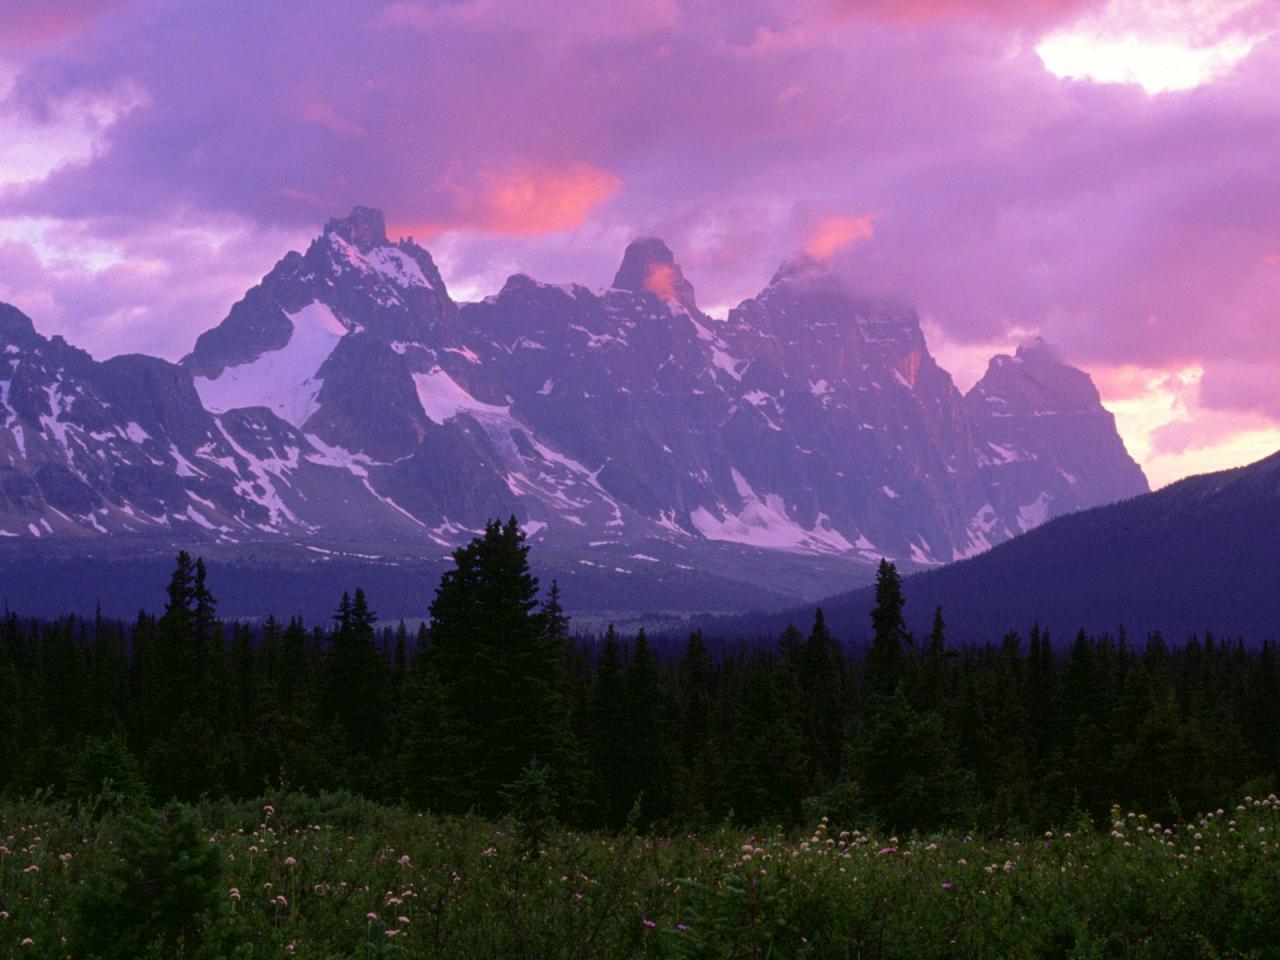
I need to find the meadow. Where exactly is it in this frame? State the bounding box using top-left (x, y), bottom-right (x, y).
top-left (3, 789), bottom-right (1280, 959)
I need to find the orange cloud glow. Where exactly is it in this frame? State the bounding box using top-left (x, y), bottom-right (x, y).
top-left (804, 214), bottom-right (875, 259)
top-left (485, 164), bottom-right (620, 235)
top-left (643, 262), bottom-right (680, 300)
top-left (394, 163), bottom-right (620, 239)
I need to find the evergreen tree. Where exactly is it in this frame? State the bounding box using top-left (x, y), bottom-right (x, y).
top-left (416, 517), bottom-right (579, 815)
top-left (854, 688), bottom-right (972, 832)
top-left (800, 609), bottom-right (845, 789)
top-left (620, 629), bottom-right (672, 824)
top-left (866, 559), bottom-right (909, 697)
top-left (321, 587), bottom-right (390, 792)
top-left (588, 625), bottom-right (630, 826)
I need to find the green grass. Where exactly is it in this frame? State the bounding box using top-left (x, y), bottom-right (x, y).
top-left (4, 791), bottom-right (1280, 958)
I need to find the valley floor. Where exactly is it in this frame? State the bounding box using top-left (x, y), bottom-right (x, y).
top-left (4, 791), bottom-right (1280, 958)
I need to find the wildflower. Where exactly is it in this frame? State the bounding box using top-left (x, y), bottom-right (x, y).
top-left (59, 853), bottom-right (72, 863)
top-left (275, 895), bottom-right (288, 908)
top-left (643, 919), bottom-right (657, 928)
top-left (398, 916), bottom-right (410, 925)
top-left (398, 854), bottom-right (412, 867)
top-left (877, 846), bottom-right (897, 856)
top-left (285, 856), bottom-right (297, 866)
top-left (677, 923), bottom-right (690, 932)
top-left (263, 804), bottom-right (275, 817)
top-left (386, 929), bottom-right (399, 938)
top-left (23, 864), bottom-right (38, 874)
top-left (367, 912), bottom-right (379, 921)
top-left (20, 938), bottom-right (34, 947)
top-left (229, 888), bottom-right (241, 902)
top-left (942, 882), bottom-right (953, 890)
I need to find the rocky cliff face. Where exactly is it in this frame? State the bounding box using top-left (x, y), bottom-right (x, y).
top-left (0, 208), bottom-right (1149, 600)
top-left (963, 339), bottom-right (1149, 550)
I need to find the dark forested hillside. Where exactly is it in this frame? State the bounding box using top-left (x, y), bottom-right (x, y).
top-left (4, 522), bottom-right (1279, 835)
top-left (715, 449), bottom-right (1280, 645)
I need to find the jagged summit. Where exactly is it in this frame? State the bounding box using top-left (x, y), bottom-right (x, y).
top-left (0, 302), bottom-right (39, 344)
top-left (324, 206), bottom-right (389, 252)
top-left (612, 237), bottom-right (697, 310)
top-left (975, 338), bottom-right (1105, 414)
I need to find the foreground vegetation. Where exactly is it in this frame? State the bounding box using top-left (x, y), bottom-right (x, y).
top-left (4, 789), bottom-right (1280, 958)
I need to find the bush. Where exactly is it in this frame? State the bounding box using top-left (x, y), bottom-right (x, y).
top-left (67, 735), bottom-right (148, 810)
top-left (69, 805), bottom-right (227, 959)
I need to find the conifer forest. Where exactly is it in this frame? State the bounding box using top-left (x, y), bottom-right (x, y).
top-left (4, 520), bottom-right (1280, 957)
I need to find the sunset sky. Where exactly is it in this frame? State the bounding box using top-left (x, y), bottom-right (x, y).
top-left (1, 0), bottom-right (1277, 488)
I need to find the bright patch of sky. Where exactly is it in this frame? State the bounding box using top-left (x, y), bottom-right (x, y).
top-left (0, 218), bottom-right (123, 272)
top-left (1036, 0), bottom-right (1271, 92)
top-left (1103, 364), bottom-right (1280, 488)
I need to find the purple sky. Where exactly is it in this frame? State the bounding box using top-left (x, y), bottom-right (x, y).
top-left (1, 0), bottom-right (1277, 486)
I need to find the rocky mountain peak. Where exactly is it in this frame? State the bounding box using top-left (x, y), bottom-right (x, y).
top-left (974, 338), bottom-right (1104, 415)
top-left (0, 303), bottom-right (39, 345)
top-left (612, 238), bottom-right (697, 310)
top-left (323, 206), bottom-right (389, 252)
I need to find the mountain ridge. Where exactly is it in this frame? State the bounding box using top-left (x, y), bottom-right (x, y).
top-left (0, 207), bottom-right (1149, 615)
top-left (702, 449), bottom-right (1279, 644)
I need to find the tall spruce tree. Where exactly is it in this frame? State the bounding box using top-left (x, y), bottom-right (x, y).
top-left (415, 517), bottom-right (578, 815)
top-left (588, 625), bottom-right (630, 826)
top-left (866, 559), bottom-right (909, 697)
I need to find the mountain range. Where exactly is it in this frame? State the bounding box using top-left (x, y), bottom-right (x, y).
top-left (0, 207), bottom-right (1147, 619)
top-left (712, 449), bottom-right (1280, 644)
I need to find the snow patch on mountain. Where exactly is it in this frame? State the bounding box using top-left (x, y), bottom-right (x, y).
top-left (412, 367), bottom-right (510, 425)
top-left (691, 469), bottom-right (856, 555)
top-left (194, 302), bottom-right (345, 427)
top-left (1017, 492), bottom-right (1053, 532)
top-left (328, 233), bottom-right (431, 290)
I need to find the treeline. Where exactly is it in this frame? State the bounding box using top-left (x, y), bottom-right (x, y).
top-left (1, 518), bottom-right (1276, 832)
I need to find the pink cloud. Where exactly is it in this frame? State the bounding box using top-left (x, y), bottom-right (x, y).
top-left (829, 0), bottom-right (1104, 29)
top-left (0, 0), bottom-right (122, 54)
top-left (804, 214), bottom-right (875, 260)
top-left (390, 163), bottom-right (621, 238)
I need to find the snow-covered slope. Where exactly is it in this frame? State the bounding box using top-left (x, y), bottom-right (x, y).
top-left (194, 302), bottom-right (348, 427)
